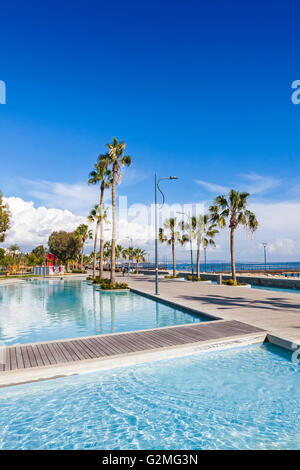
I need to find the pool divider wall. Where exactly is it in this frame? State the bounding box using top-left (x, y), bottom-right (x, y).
top-left (129, 288), bottom-right (221, 321)
top-left (178, 272), bottom-right (300, 289)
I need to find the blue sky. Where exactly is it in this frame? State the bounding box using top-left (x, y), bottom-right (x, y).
top-left (1, 0), bottom-right (300, 260)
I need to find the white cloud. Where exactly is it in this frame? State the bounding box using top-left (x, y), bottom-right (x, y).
top-left (195, 180), bottom-right (229, 193)
top-left (3, 197), bottom-right (86, 249)
top-left (195, 173), bottom-right (280, 195)
top-left (20, 178), bottom-right (108, 214)
top-left (2, 196), bottom-right (300, 262)
top-left (239, 173), bottom-right (279, 194)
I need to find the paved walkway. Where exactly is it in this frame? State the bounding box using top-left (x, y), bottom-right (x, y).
top-left (122, 274), bottom-right (300, 347)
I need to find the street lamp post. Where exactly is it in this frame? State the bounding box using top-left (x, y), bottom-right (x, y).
top-left (177, 211), bottom-right (194, 280)
top-left (262, 242), bottom-right (267, 271)
top-left (155, 174), bottom-right (178, 295)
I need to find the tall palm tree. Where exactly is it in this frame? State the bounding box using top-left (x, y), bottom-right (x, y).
top-left (182, 215), bottom-right (219, 279)
top-left (133, 248), bottom-right (147, 273)
top-left (88, 157), bottom-right (112, 279)
top-left (75, 224), bottom-right (93, 271)
top-left (159, 218), bottom-right (187, 277)
top-left (209, 189), bottom-right (258, 283)
top-left (100, 138), bottom-right (131, 284)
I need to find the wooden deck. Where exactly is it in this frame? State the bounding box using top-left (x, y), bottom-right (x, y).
top-left (0, 320), bottom-right (266, 373)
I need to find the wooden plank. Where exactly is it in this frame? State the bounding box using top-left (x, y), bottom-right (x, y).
top-left (69, 340), bottom-right (91, 360)
top-left (87, 337), bottom-right (112, 357)
top-left (95, 336), bottom-right (123, 355)
top-left (4, 349), bottom-right (10, 371)
top-left (73, 339), bottom-right (98, 359)
top-left (44, 342), bottom-right (59, 364)
top-left (42, 343), bottom-right (58, 365)
top-left (56, 342), bottom-right (79, 362)
top-left (9, 347), bottom-right (18, 370)
top-left (0, 320), bottom-right (266, 373)
top-left (36, 344), bottom-right (52, 366)
top-left (15, 346), bottom-right (25, 369)
top-left (20, 346), bottom-right (31, 368)
top-left (31, 344), bottom-right (45, 367)
top-left (50, 342), bottom-right (69, 364)
top-left (27, 346), bottom-right (38, 368)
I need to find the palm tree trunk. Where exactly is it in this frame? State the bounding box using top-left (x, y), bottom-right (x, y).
top-left (92, 223), bottom-right (99, 278)
top-left (81, 245), bottom-right (84, 271)
top-left (196, 245), bottom-right (200, 279)
top-left (172, 240), bottom-right (176, 277)
top-left (99, 184), bottom-right (104, 279)
top-left (230, 228), bottom-right (236, 283)
top-left (136, 261), bottom-right (139, 274)
top-left (110, 166), bottom-right (117, 284)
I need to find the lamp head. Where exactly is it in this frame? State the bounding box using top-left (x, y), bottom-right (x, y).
top-left (169, 176), bottom-right (178, 180)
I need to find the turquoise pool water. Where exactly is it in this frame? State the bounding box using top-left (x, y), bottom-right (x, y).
top-left (251, 285), bottom-right (300, 294)
top-left (211, 280), bottom-right (300, 294)
top-left (0, 279), bottom-right (207, 345)
top-left (0, 343), bottom-right (298, 450)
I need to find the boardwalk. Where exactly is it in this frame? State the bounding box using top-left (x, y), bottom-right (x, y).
top-left (1, 320), bottom-right (265, 374)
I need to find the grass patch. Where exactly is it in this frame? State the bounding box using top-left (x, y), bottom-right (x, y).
top-left (164, 274), bottom-right (181, 279)
top-left (187, 275), bottom-right (206, 281)
top-left (92, 277), bottom-right (129, 290)
top-left (222, 279), bottom-right (247, 286)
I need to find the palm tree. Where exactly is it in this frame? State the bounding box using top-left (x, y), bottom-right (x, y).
top-left (88, 204), bottom-right (110, 278)
top-left (8, 244), bottom-right (20, 264)
top-left (100, 138), bottom-right (131, 284)
top-left (159, 218), bottom-right (187, 277)
top-left (75, 224), bottom-right (93, 271)
top-left (115, 244), bottom-right (123, 269)
top-left (182, 215), bottom-right (219, 279)
top-left (88, 204), bottom-right (100, 278)
top-left (209, 189), bottom-right (258, 283)
top-left (88, 157), bottom-right (112, 279)
top-left (122, 246), bottom-right (135, 273)
top-left (133, 248), bottom-right (147, 273)
top-left (103, 241), bottom-right (112, 268)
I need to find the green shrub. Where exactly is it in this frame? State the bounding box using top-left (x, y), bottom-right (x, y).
top-left (93, 277), bottom-right (129, 290)
top-left (222, 279), bottom-right (247, 286)
top-left (187, 275), bottom-right (205, 281)
top-left (164, 274), bottom-right (181, 279)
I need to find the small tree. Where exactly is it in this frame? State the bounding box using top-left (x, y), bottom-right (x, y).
top-left (133, 248), bottom-right (147, 273)
top-left (75, 224), bottom-right (93, 271)
top-left (181, 215), bottom-right (218, 279)
top-left (0, 191), bottom-right (11, 243)
top-left (48, 231), bottom-right (81, 271)
top-left (159, 218), bottom-right (187, 277)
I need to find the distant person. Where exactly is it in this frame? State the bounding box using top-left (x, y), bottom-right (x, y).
top-left (122, 267), bottom-right (125, 277)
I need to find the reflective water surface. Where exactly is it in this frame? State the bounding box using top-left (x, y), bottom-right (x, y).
top-left (0, 344), bottom-right (298, 449)
top-left (0, 279), bottom-right (207, 345)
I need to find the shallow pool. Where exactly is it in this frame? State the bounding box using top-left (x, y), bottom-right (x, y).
top-left (251, 284), bottom-right (300, 294)
top-left (0, 343), bottom-right (298, 449)
top-left (0, 279), bottom-right (207, 345)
